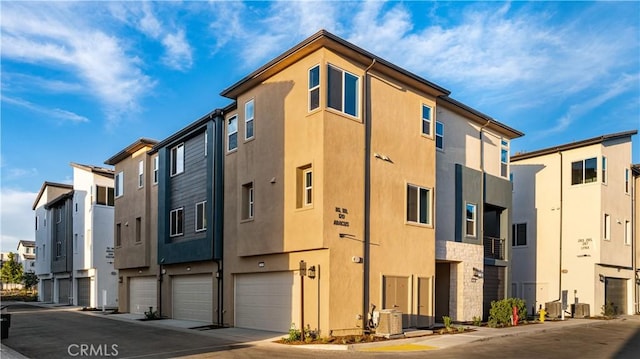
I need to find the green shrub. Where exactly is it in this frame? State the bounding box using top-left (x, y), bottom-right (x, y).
top-left (144, 307), bottom-right (159, 320)
top-left (472, 316), bottom-right (482, 326)
top-left (284, 323), bottom-right (301, 342)
top-left (442, 316), bottom-right (452, 330)
top-left (488, 298), bottom-right (527, 327)
top-left (601, 301), bottom-right (616, 318)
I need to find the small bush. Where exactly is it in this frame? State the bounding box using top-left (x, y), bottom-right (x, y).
top-left (488, 298), bottom-right (527, 327)
top-left (457, 326), bottom-right (465, 333)
top-left (442, 316), bottom-right (452, 330)
top-left (144, 307), bottom-right (160, 320)
top-left (601, 301), bottom-right (616, 318)
top-left (283, 323), bottom-right (301, 342)
top-left (472, 316), bottom-right (482, 326)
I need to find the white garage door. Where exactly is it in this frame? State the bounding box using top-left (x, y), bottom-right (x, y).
top-left (235, 272), bottom-right (299, 332)
top-left (129, 277), bottom-right (157, 315)
top-left (172, 275), bottom-right (213, 322)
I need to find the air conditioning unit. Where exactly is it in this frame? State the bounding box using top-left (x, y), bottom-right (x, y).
top-left (572, 303), bottom-right (590, 318)
top-left (545, 301), bottom-right (561, 318)
top-left (375, 309), bottom-right (403, 337)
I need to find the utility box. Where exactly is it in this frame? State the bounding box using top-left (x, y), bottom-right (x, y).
top-left (376, 309), bottom-right (403, 336)
top-left (545, 301), bottom-right (561, 318)
top-left (572, 303), bottom-right (590, 318)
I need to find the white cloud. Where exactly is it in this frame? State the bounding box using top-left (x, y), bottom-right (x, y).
top-left (0, 188), bottom-right (37, 252)
top-left (1, 96), bottom-right (89, 124)
top-left (162, 29), bottom-right (193, 71)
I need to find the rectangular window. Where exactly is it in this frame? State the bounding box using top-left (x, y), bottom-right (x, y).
top-left (309, 65), bottom-right (320, 111)
top-left (56, 241), bottom-right (62, 257)
top-left (304, 168), bottom-right (313, 206)
top-left (435, 121), bottom-right (444, 150)
top-left (153, 156), bottom-right (159, 184)
top-left (245, 99), bottom-right (254, 140)
top-left (604, 214), bottom-right (611, 240)
top-left (35, 216), bottom-right (39, 231)
top-left (195, 201), bottom-right (206, 232)
top-left (56, 208), bottom-right (62, 223)
top-left (512, 223), bottom-right (527, 246)
top-left (116, 223), bottom-right (122, 247)
top-left (227, 115), bottom-right (238, 151)
top-left (171, 143), bottom-right (184, 176)
top-left (501, 139), bottom-right (509, 177)
top-left (465, 203), bottom-right (476, 237)
top-left (138, 160), bottom-right (144, 188)
top-left (170, 208), bottom-right (184, 237)
top-left (602, 157), bottom-right (607, 184)
top-left (135, 217), bottom-right (142, 243)
top-left (75, 203), bottom-right (78, 212)
top-left (421, 104), bottom-right (432, 136)
top-left (242, 183), bottom-right (254, 220)
top-left (204, 132), bottom-right (208, 157)
top-left (406, 184), bottom-right (431, 225)
top-left (571, 157), bottom-right (597, 185)
top-left (625, 168), bottom-right (630, 193)
top-left (74, 234), bottom-right (78, 254)
top-left (625, 220), bottom-right (631, 245)
top-left (327, 65), bottom-right (359, 117)
top-left (96, 186), bottom-right (114, 206)
top-left (115, 171), bottom-right (124, 197)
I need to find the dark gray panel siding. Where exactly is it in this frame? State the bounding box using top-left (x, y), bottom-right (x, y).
top-left (455, 164), bottom-right (482, 244)
top-left (51, 199), bottom-right (73, 274)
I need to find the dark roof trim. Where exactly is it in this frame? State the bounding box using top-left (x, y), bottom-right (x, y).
top-left (150, 107), bottom-right (229, 154)
top-left (18, 240), bottom-right (35, 247)
top-left (220, 29), bottom-right (450, 99)
top-left (105, 138), bottom-right (159, 165)
top-left (32, 181), bottom-right (73, 210)
top-left (437, 96), bottom-right (524, 139)
top-left (44, 190), bottom-right (74, 210)
top-left (70, 162), bottom-right (114, 178)
top-left (631, 164), bottom-right (640, 176)
top-left (512, 130), bottom-right (638, 162)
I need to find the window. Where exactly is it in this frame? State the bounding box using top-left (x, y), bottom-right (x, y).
top-left (604, 214), bottom-right (611, 240)
top-left (35, 216), bottom-right (39, 231)
top-left (115, 171), bottom-right (124, 197)
top-left (135, 217), bottom-right (142, 243)
top-left (153, 156), bottom-right (159, 184)
top-left (96, 186), bottom-right (114, 206)
top-left (227, 115), bottom-right (238, 151)
top-left (138, 160), bottom-right (144, 188)
top-left (327, 65), bottom-right (359, 117)
top-left (465, 203), bottom-right (476, 237)
top-left (245, 99), bottom-right (254, 140)
top-left (512, 223), bottom-right (527, 246)
top-left (56, 208), bottom-right (62, 223)
top-left (196, 201), bottom-right (206, 232)
top-left (296, 165), bottom-right (313, 208)
top-left (309, 65), bottom-right (320, 111)
top-left (435, 121), bottom-right (444, 150)
top-left (571, 157), bottom-right (597, 185)
top-left (406, 184), bottom-right (431, 225)
top-left (625, 168), bottom-right (630, 194)
top-left (56, 241), bottom-right (62, 257)
top-left (74, 234), bottom-right (78, 254)
top-left (170, 208), bottom-right (184, 237)
top-left (304, 169), bottom-right (313, 206)
top-left (116, 223), bottom-right (121, 246)
top-left (625, 220), bottom-right (631, 245)
top-left (204, 132), bottom-right (208, 157)
top-left (75, 203), bottom-right (78, 212)
top-left (602, 157), bottom-right (607, 184)
top-left (501, 139), bottom-right (509, 177)
top-left (242, 183), bottom-right (254, 220)
top-left (421, 105), bottom-right (432, 136)
top-left (171, 143), bottom-right (184, 176)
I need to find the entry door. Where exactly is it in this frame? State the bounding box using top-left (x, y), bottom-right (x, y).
top-left (42, 279), bottom-right (53, 302)
top-left (605, 277), bottom-right (627, 315)
top-left (77, 277), bottom-right (91, 307)
top-left (417, 277), bottom-right (432, 328)
top-left (435, 263), bottom-right (450, 322)
top-left (383, 276), bottom-right (409, 327)
top-left (58, 278), bottom-right (71, 304)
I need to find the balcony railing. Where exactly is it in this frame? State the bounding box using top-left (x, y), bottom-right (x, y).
top-left (484, 236), bottom-right (505, 260)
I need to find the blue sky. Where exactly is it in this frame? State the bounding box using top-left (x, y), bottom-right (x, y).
top-left (1, 1), bottom-right (639, 251)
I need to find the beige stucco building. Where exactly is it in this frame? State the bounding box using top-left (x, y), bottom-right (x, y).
top-left (511, 131), bottom-right (637, 316)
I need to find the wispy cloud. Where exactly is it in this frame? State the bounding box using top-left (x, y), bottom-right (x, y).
top-left (2, 95), bottom-right (89, 124)
top-left (0, 188), bottom-right (38, 251)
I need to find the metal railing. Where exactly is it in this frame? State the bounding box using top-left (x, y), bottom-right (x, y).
top-left (484, 236), bottom-right (505, 260)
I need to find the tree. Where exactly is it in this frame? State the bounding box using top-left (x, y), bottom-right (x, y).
top-left (1, 252), bottom-right (24, 287)
top-left (23, 271), bottom-right (39, 292)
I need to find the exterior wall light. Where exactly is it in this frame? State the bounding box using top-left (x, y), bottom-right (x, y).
top-left (308, 266), bottom-right (316, 279)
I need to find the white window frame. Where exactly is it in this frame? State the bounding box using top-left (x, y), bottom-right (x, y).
top-left (406, 184), bottom-right (432, 225)
top-left (501, 139), bottom-right (509, 177)
top-left (245, 99), bottom-right (254, 140)
top-left (309, 65), bottom-right (320, 111)
top-left (227, 115), bottom-right (238, 152)
top-left (248, 186), bottom-right (254, 219)
top-left (327, 64), bottom-right (359, 118)
top-left (138, 160), bottom-right (144, 188)
top-left (512, 223), bottom-right (527, 247)
top-left (465, 202), bottom-right (477, 237)
top-left (195, 201), bottom-right (207, 232)
top-left (170, 143), bottom-right (185, 176)
top-left (153, 156), bottom-right (159, 184)
top-left (571, 157), bottom-right (597, 185)
top-left (115, 171), bottom-right (124, 198)
top-left (421, 104), bottom-right (432, 136)
top-left (435, 121), bottom-right (444, 150)
top-left (170, 208), bottom-right (184, 237)
top-left (304, 168), bottom-right (313, 206)
top-left (604, 213), bottom-right (611, 241)
top-left (204, 132), bottom-right (208, 157)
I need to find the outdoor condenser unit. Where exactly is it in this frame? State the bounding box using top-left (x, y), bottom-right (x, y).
top-left (375, 309), bottom-right (403, 336)
top-left (572, 303), bottom-right (590, 318)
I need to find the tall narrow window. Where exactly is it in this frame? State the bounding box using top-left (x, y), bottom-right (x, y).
top-left (57, 207), bottom-right (62, 223)
top-left (304, 168), bottom-right (313, 206)
top-left (35, 216), bottom-right (39, 231)
top-left (153, 156), bottom-right (159, 184)
top-left (406, 184), bottom-right (431, 225)
top-left (422, 105), bottom-right (432, 136)
top-left (625, 168), bottom-right (630, 193)
top-left (196, 201), bottom-right (206, 232)
top-left (97, 186), bottom-right (107, 205)
top-left (204, 132), bottom-right (208, 157)
top-left (138, 160), bottom-right (144, 188)
top-left (625, 220), bottom-right (631, 245)
top-left (604, 214), bottom-right (611, 240)
top-left (74, 234), bottom-right (78, 254)
top-left (327, 65), bottom-right (359, 117)
top-left (170, 208), bottom-right (184, 237)
top-left (501, 139), bottom-right (509, 177)
top-left (435, 121), bottom-right (444, 150)
top-left (465, 203), bottom-right (477, 237)
top-left (512, 223), bottom-right (527, 246)
top-left (116, 223), bottom-right (122, 246)
top-left (107, 188), bottom-right (114, 206)
top-left (601, 157), bottom-right (607, 184)
top-left (170, 143), bottom-right (184, 176)
top-left (56, 241), bottom-right (62, 257)
top-left (135, 217), bottom-right (142, 243)
top-left (227, 115), bottom-right (238, 151)
top-left (242, 183), bottom-right (254, 220)
top-left (245, 99), bottom-right (254, 140)
top-left (115, 171), bottom-right (124, 197)
top-left (309, 65), bottom-right (320, 111)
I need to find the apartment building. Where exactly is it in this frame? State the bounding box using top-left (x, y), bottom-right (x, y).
top-left (17, 240), bottom-right (36, 273)
top-left (434, 97), bottom-right (523, 321)
top-left (511, 130), bottom-right (637, 316)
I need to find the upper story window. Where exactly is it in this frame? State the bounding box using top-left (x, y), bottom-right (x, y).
top-left (96, 186), bottom-right (114, 206)
top-left (170, 208), bottom-right (184, 237)
top-left (304, 168), bottom-right (313, 206)
top-left (406, 184), bottom-right (431, 225)
top-left (115, 171), bottom-right (124, 198)
top-left (422, 105), bottom-right (432, 136)
top-left (296, 164), bottom-right (313, 208)
top-left (309, 65), bottom-right (320, 111)
top-left (227, 115), bottom-right (238, 152)
top-left (625, 220), bottom-right (631, 245)
top-left (171, 143), bottom-right (184, 176)
top-left (512, 223), bottom-right (527, 246)
top-left (327, 64), bottom-right (359, 117)
top-left (465, 203), bottom-right (477, 237)
top-left (153, 156), bottom-right (159, 184)
top-left (625, 168), bottom-right (630, 194)
top-left (242, 182), bottom-right (254, 220)
top-left (115, 223), bottom-right (122, 247)
top-left (138, 160), bottom-right (144, 188)
top-left (604, 213), bottom-right (611, 240)
top-left (245, 99), bottom-right (254, 140)
top-left (35, 216), bottom-right (39, 231)
top-left (135, 217), bottom-right (142, 243)
top-left (601, 157), bottom-right (607, 184)
top-left (56, 241), bottom-right (62, 257)
top-left (195, 201), bottom-right (207, 232)
top-left (571, 157), bottom-right (597, 185)
top-left (435, 121), bottom-right (444, 150)
top-left (501, 139), bottom-right (509, 177)
top-left (56, 207), bottom-right (62, 223)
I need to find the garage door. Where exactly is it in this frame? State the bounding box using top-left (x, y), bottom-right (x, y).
top-left (172, 275), bottom-right (213, 322)
top-left (129, 277), bottom-right (157, 315)
top-left (605, 277), bottom-right (627, 315)
top-left (77, 277), bottom-right (91, 307)
top-left (42, 279), bottom-right (53, 302)
top-left (58, 278), bottom-right (71, 304)
top-left (235, 272), bottom-right (298, 332)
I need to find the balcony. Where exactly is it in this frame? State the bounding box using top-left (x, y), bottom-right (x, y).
top-left (484, 236), bottom-right (505, 260)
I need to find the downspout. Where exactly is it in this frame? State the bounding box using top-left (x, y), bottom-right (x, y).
top-left (363, 58), bottom-right (376, 329)
top-left (556, 152), bottom-right (564, 305)
top-left (479, 120), bottom-right (491, 252)
top-left (632, 168), bottom-right (637, 314)
top-left (212, 109), bottom-right (225, 327)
